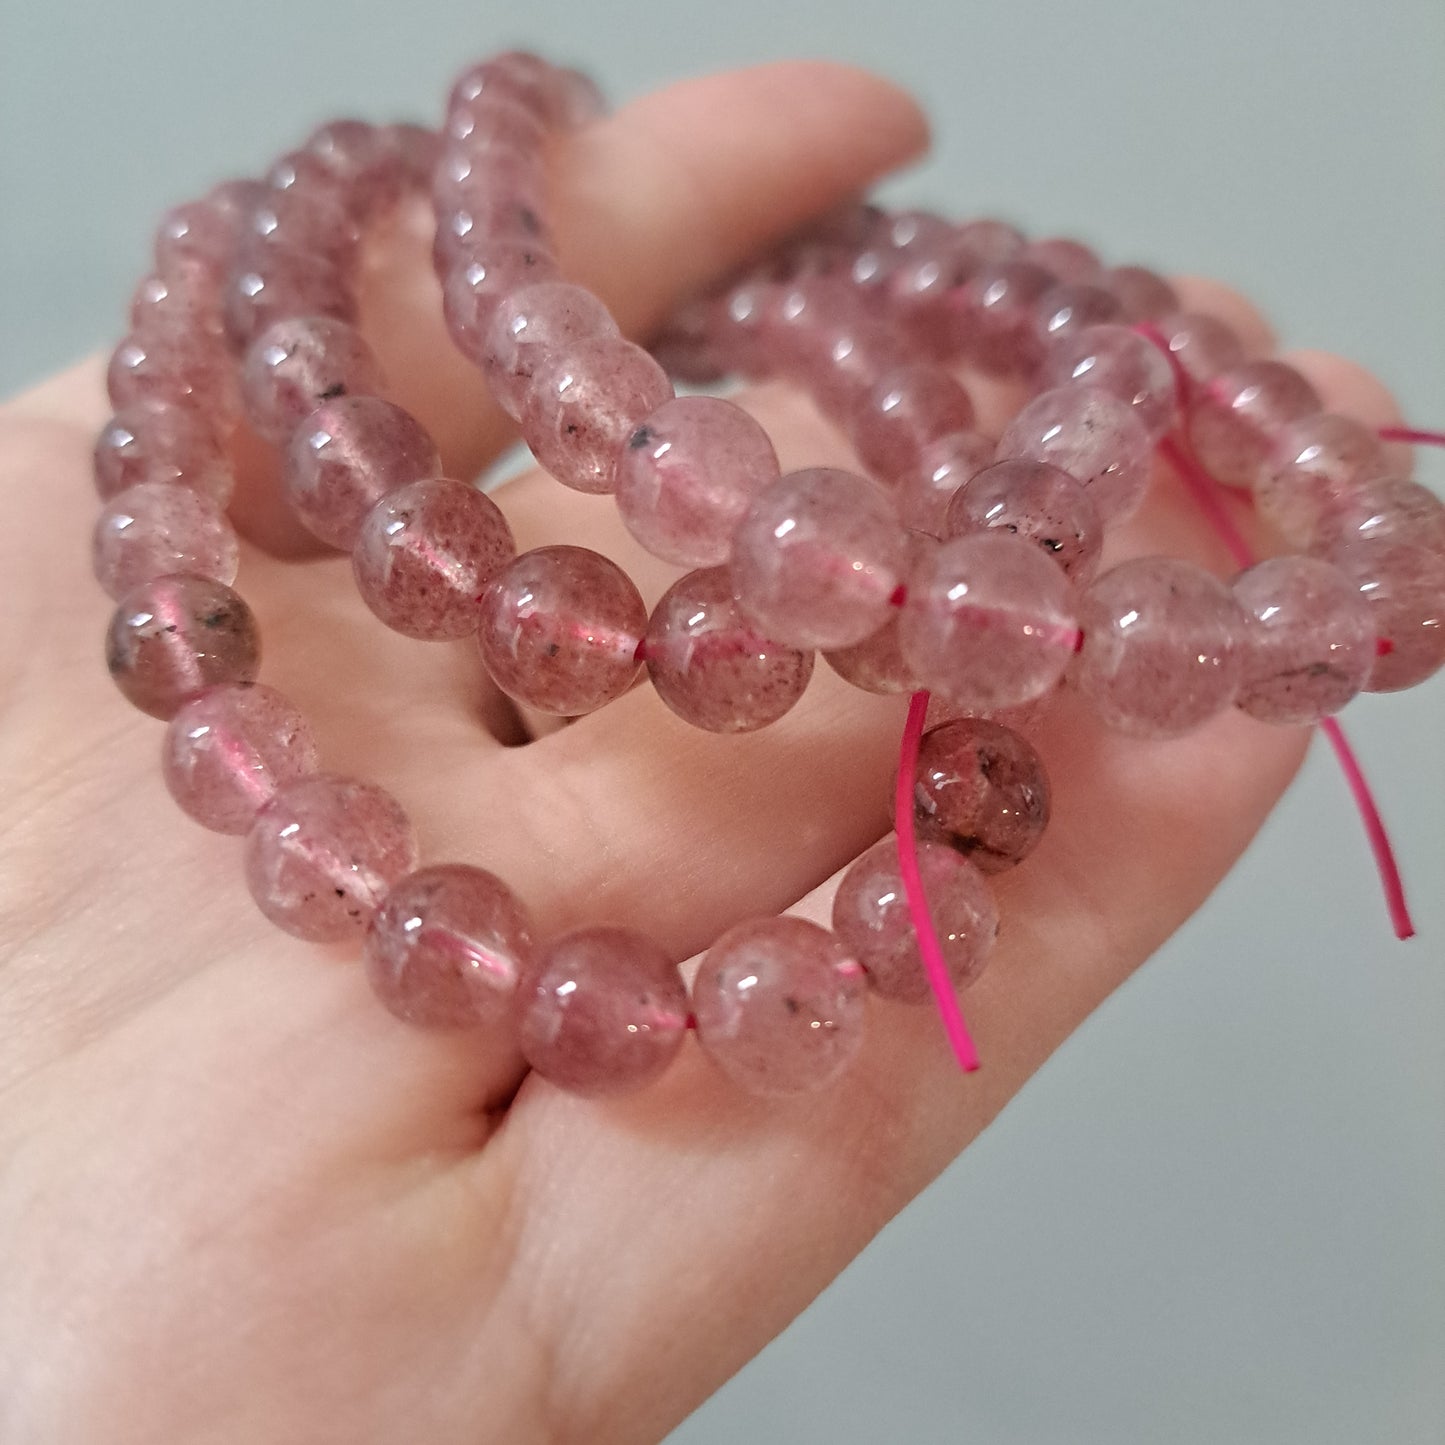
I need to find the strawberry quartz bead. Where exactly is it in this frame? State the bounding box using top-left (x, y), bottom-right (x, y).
top-left (913, 717), bottom-right (1051, 873)
top-left (955, 218), bottom-right (1026, 264)
top-left (162, 682), bottom-right (319, 834)
top-left (1187, 360), bottom-right (1323, 490)
top-left (246, 775), bottom-right (418, 942)
top-left (644, 567), bottom-right (815, 732)
top-left (224, 241), bottom-right (357, 350)
top-left (1071, 558), bottom-right (1247, 737)
top-left (896, 430), bottom-right (994, 536)
top-left (521, 337), bottom-right (673, 494)
top-left (1331, 540), bottom-right (1445, 692)
top-left (1231, 557), bottom-right (1374, 724)
top-left (481, 281), bottom-right (619, 420)
top-left (284, 396), bottom-right (441, 550)
top-left (846, 364), bottom-right (977, 485)
top-left (94, 401), bottom-right (232, 504)
top-left (1307, 477), bottom-right (1445, 557)
top-left (514, 927), bottom-right (689, 1095)
top-left (1153, 311), bottom-right (1247, 396)
top-left (129, 268), bottom-right (224, 341)
top-left (996, 384), bottom-right (1153, 524)
top-left (93, 483), bottom-right (238, 601)
top-left (731, 467), bottom-right (908, 650)
top-left (693, 917), bottom-right (867, 1096)
top-left (1252, 413), bottom-right (1389, 546)
top-left (956, 259), bottom-right (1055, 375)
top-left (1039, 322), bottom-right (1179, 442)
top-left (1106, 265), bottom-right (1179, 323)
top-left (365, 864), bottom-right (535, 1029)
top-left (105, 575), bottom-right (260, 719)
top-left (241, 317), bottom-right (384, 445)
top-left (106, 329), bottom-right (236, 420)
top-left (241, 187), bottom-right (360, 269)
top-left (441, 249), bottom-right (559, 361)
top-left (832, 838), bottom-right (998, 1002)
top-left (824, 533), bottom-right (935, 696)
top-left (1023, 237), bottom-right (1102, 285)
top-left (1034, 283), bottom-right (1122, 345)
top-left (901, 531), bottom-right (1078, 711)
top-left (477, 545), bottom-right (645, 715)
top-left (945, 459), bottom-right (1103, 582)
top-left (614, 396), bottom-right (780, 567)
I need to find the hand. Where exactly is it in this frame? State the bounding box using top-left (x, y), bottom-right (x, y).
top-left (0, 61), bottom-right (1403, 1445)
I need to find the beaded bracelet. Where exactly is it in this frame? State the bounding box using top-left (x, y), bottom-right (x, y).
top-left (94, 51), bottom-right (1443, 1096)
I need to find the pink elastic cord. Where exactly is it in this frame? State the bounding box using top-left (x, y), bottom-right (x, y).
top-left (1377, 425), bottom-right (1445, 448)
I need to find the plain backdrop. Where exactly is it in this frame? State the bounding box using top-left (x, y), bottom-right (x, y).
top-left (2, 1), bottom-right (1442, 1441)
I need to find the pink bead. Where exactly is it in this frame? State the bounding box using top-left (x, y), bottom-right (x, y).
top-left (955, 218), bottom-right (1026, 264)
top-left (846, 364), bottom-right (976, 485)
top-left (162, 682), bottom-right (319, 834)
top-left (441, 249), bottom-right (559, 360)
top-left (443, 93), bottom-right (547, 152)
top-left (1331, 540), bottom-right (1445, 692)
top-left (284, 396), bottom-right (441, 550)
top-left (94, 401), bottom-right (232, 505)
top-left (105, 575), bottom-right (260, 719)
top-left (1034, 283), bottom-right (1122, 345)
top-left (241, 316), bottom-right (384, 445)
top-left (693, 916), bottom-right (867, 1096)
top-left (1071, 558), bottom-right (1246, 736)
top-left (433, 144), bottom-right (547, 216)
top-left (224, 244), bottom-right (356, 350)
top-left (1307, 477), bottom-right (1445, 557)
top-left (901, 531), bottom-right (1078, 710)
top-left (241, 187), bottom-right (359, 268)
top-left (515, 927), bottom-right (689, 1095)
top-left (895, 430), bottom-right (994, 536)
top-left (432, 196), bottom-right (552, 271)
top-left (1154, 312), bottom-right (1246, 395)
top-left (1040, 322), bottom-right (1179, 441)
top-left (481, 281), bottom-right (618, 420)
top-left (886, 231), bottom-right (989, 357)
top-left (106, 329), bottom-right (236, 420)
top-left (521, 337), bottom-right (673, 494)
top-left (447, 51), bottom-right (552, 120)
top-left (365, 864), bottom-right (534, 1029)
top-left (1253, 413), bottom-right (1390, 546)
top-left (1107, 266), bottom-right (1180, 323)
top-left (996, 384), bottom-right (1154, 523)
top-left (129, 267), bottom-right (223, 340)
top-left (832, 838), bottom-right (998, 1003)
top-left (92, 482), bottom-right (238, 602)
top-left (731, 467), bottom-right (908, 650)
top-left (956, 260), bottom-right (1055, 376)
top-left (353, 478), bottom-right (515, 640)
top-left (153, 198), bottom-right (235, 285)
top-left (644, 566), bottom-right (815, 732)
top-left (1187, 360), bottom-right (1323, 489)
top-left (1232, 556), bottom-right (1374, 724)
top-left (301, 119), bottom-right (407, 213)
top-left (848, 209), bottom-right (954, 291)
top-left (246, 774), bottom-right (418, 942)
top-left (822, 535), bottom-right (934, 695)
top-left (945, 458), bottom-right (1103, 582)
top-left (614, 396), bottom-right (780, 566)
top-left (477, 545), bottom-right (645, 715)
top-left (914, 718), bottom-right (1051, 873)
top-left (386, 123), bottom-right (442, 184)
top-left (1023, 237), bottom-right (1102, 285)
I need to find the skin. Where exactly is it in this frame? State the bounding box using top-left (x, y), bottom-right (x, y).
top-left (0, 60), bottom-right (1408, 1445)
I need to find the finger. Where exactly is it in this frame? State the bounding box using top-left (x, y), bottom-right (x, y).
top-left (1170, 274), bottom-right (1276, 356)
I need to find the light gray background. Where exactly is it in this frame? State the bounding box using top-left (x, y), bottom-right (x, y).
top-left (2, 1), bottom-right (1442, 1440)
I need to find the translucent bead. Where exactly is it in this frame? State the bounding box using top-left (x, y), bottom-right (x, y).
top-left (385, 123), bottom-right (442, 184)
top-left (693, 916), bottom-right (866, 1095)
top-left (447, 51), bottom-right (552, 120)
top-left (956, 260), bottom-right (1055, 375)
top-left (241, 187), bottom-right (359, 267)
top-left (93, 401), bottom-right (232, 505)
top-left (432, 198), bottom-right (552, 272)
top-left (848, 209), bottom-right (954, 291)
top-left (1331, 540), bottom-right (1445, 692)
top-left (644, 566), bottom-right (814, 732)
top-left (913, 717), bottom-right (1051, 872)
top-left (284, 396), bottom-right (441, 550)
top-left (224, 242), bottom-right (356, 349)
top-left (93, 483), bottom-right (238, 602)
top-left (365, 864), bottom-right (534, 1029)
top-left (443, 93), bottom-right (547, 153)
top-left (241, 317), bottom-right (384, 445)
top-left (886, 230), bottom-right (989, 357)
top-left (441, 249), bottom-right (559, 361)
top-left (129, 267), bottom-right (223, 340)
top-left (1253, 413), bottom-right (1390, 546)
top-left (1154, 311), bottom-right (1246, 395)
top-left (433, 145), bottom-right (547, 218)
top-left (153, 199), bottom-right (235, 285)
top-left (1307, 477), bottom-right (1445, 557)
top-left (521, 337), bottom-right (673, 494)
top-left (996, 384), bottom-right (1153, 523)
top-left (822, 534), bottom-right (934, 695)
top-left (955, 218), bottom-right (1026, 264)
top-left (105, 575), bottom-right (260, 720)
top-left (477, 546), bottom-right (645, 714)
top-left (245, 775), bottom-right (418, 942)
top-left (895, 430), bottom-right (994, 536)
top-left (901, 531), bottom-right (1077, 710)
top-left (206, 178), bottom-right (269, 229)
top-left (1231, 556), bottom-right (1374, 724)
top-left (1039, 322), bottom-right (1179, 441)
top-left (515, 927), bottom-right (689, 1095)
top-left (106, 329), bottom-right (235, 420)
top-left (353, 478), bottom-right (515, 640)
top-left (301, 118), bottom-right (406, 213)
top-left (480, 281), bottom-right (618, 420)
top-left (832, 838), bottom-right (998, 1002)
top-left (846, 364), bottom-right (976, 485)
top-left (1107, 265), bottom-right (1180, 323)
top-left (945, 458), bottom-right (1103, 581)
top-left (1071, 558), bottom-right (1246, 736)
top-left (1034, 283), bottom-right (1122, 345)
top-left (162, 682), bottom-right (319, 834)
top-left (614, 396), bottom-right (780, 566)
top-left (731, 467), bottom-right (908, 650)
top-left (1187, 360), bottom-right (1323, 490)
top-left (1023, 237), bottom-right (1102, 284)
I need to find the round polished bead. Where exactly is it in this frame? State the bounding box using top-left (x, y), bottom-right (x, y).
top-left (1331, 540), bottom-right (1445, 692)
top-left (224, 244), bottom-right (356, 350)
top-left (846, 364), bottom-right (977, 484)
top-left (731, 467), bottom-right (908, 650)
top-left (514, 927), bottom-right (689, 1096)
top-left (769, 292), bottom-right (909, 419)
top-left (353, 478), bottom-right (515, 640)
top-left (153, 198), bottom-right (234, 284)
top-left (105, 575), bottom-right (260, 720)
top-left (129, 267), bottom-right (223, 340)
top-left (481, 281), bottom-right (619, 420)
top-left (365, 864), bottom-right (534, 1029)
top-left (1154, 311), bottom-right (1247, 395)
top-left (945, 458), bottom-right (1103, 582)
top-left (957, 260), bottom-right (1055, 375)
top-left (1253, 412), bottom-right (1390, 546)
top-left (432, 196), bottom-right (552, 271)
top-left (245, 775), bottom-right (418, 942)
top-left (521, 337), bottom-right (673, 494)
top-left (241, 187), bottom-right (359, 268)
top-left (996, 384), bottom-right (1153, 523)
top-left (693, 916), bottom-right (866, 1096)
top-left (955, 218), bottom-right (1026, 264)
top-left (644, 566), bottom-right (814, 732)
top-left (1187, 360), bottom-right (1323, 490)
top-left (284, 396), bottom-right (441, 550)
top-left (1106, 265), bottom-right (1180, 323)
top-left (386, 122), bottom-right (443, 182)
top-left (912, 717), bottom-right (1051, 873)
top-left (1231, 556), bottom-right (1374, 724)
top-left (1023, 237), bottom-right (1102, 284)
top-left (901, 531), bottom-right (1077, 711)
top-left (895, 430), bottom-right (994, 536)
top-left (241, 317), bottom-right (384, 445)
top-left (1071, 558), bottom-right (1246, 736)
top-left (822, 531), bottom-right (935, 695)
top-left (301, 118), bottom-right (406, 212)
top-left (162, 682), bottom-right (319, 834)
top-left (441, 93), bottom-right (547, 154)
top-left (477, 545), bottom-right (645, 714)
top-left (886, 230), bottom-right (989, 357)
top-left (441, 249), bottom-right (559, 360)
top-left (93, 482), bottom-right (238, 601)
top-left (1307, 477), bottom-right (1445, 557)
top-left (832, 838), bottom-right (998, 1003)
top-left (106, 329), bottom-right (235, 419)
top-left (447, 51), bottom-right (552, 119)
top-left (94, 401), bottom-right (232, 505)
top-left (1034, 283), bottom-right (1122, 345)
top-left (1040, 322), bottom-right (1179, 441)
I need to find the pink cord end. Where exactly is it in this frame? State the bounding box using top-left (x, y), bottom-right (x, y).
top-left (1377, 425), bottom-right (1445, 448)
